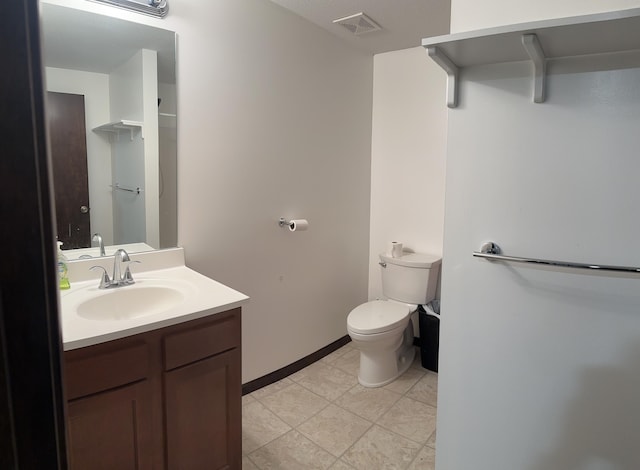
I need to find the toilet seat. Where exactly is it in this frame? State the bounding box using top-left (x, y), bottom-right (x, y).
top-left (347, 300), bottom-right (411, 335)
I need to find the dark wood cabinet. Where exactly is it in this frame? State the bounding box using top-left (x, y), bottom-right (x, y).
top-left (63, 309), bottom-right (241, 470)
top-left (67, 380), bottom-right (154, 470)
top-left (165, 349), bottom-right (241, 469)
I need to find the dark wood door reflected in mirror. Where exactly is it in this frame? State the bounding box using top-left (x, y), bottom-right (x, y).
top-left (47, 91), bottom-right (91, 249)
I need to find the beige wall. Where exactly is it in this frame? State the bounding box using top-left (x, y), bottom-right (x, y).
top-left (42, 0), bottom-right (373, 383)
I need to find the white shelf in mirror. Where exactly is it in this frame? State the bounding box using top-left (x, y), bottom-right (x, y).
top-left (93, 120), bottom-right (144, 140)
top-left (422, 7), bottom-right (640, 107)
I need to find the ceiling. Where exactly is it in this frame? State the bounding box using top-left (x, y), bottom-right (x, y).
top-left (269, 0), bottom-right (452, 54)
top-left (39, 1), bottom-right (451, 81)
top-left (40, 3), bottom-right (176, 84)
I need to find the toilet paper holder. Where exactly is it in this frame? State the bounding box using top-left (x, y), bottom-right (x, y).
top-left (278, 218), bottom-right (309, 232)
top-left (278, 217), bottom-right (294, 228)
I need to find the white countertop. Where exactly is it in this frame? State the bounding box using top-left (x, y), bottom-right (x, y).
top-left (59, 248), bottom-right (249, 350)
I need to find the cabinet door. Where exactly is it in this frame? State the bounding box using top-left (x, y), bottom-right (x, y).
top-left (67, 380), bottom-right (153, 470)
top-left (164, 348), bottom-right (241, 470)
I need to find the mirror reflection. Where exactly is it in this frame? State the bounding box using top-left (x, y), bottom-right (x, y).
top-left (41, 3), bottom-right (177, 259)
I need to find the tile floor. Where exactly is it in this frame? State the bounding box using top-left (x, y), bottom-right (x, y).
top-left (242, 342), bottom-right (437, 469)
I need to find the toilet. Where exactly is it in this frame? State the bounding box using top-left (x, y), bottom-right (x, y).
top-left (347, 252), bottom-right (441, 387)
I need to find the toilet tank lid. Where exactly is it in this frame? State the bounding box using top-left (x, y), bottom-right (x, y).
top-left (379, 252), bottom-right (442, 268)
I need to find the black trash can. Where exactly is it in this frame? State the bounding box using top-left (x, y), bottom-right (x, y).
top-left (419, 300), bottom-right (440, 372)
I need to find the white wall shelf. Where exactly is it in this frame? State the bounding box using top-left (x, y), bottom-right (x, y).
top-left (93, 120), bottom-right (144, 140)
top-left (422, 7), bottom-right (640, 108)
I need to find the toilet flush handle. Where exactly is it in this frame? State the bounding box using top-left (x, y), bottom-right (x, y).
top-left (379, 262), bottom-right (387, 268)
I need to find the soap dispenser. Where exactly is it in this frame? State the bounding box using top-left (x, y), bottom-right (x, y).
top-left (57, 241), bottom-right (70, 290)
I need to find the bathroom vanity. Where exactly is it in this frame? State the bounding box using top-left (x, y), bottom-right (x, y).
top-left (60, 248), bottom-right (248, 469)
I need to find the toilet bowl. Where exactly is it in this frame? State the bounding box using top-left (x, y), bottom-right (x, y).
top-left (347, 300), bottom-right (416, 387)
top-left (347, 252), bottom-right (441, 387)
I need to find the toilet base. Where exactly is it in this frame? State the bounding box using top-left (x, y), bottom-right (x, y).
top-left (351, 322), bottom-right (415, 388)
top-left (357, 344), bottom-right (415, 388)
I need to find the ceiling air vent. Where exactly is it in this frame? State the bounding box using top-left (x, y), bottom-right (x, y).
top-left (333, 12), bottom-right (381, 36)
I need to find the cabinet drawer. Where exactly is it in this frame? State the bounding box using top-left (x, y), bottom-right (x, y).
top-left (65, 341), bottom-right (149, 400)
top-left (163, 310), bottom-right (240, 371)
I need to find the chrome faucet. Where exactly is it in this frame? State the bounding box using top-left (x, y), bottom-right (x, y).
top-left (112, 248), bottom-right (131, 284)
top-left (92, 233), bottom-right (105, 257)
top-left (90, 249), bottom-right (139, 289)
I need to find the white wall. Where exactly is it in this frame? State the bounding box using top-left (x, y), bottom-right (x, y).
top-left (43, 0), bottom-right (373, 383)
top-left (141, 49), bottom-right (160, 249)
top-left (158, 82), bottom-right (177, 249)
top-left (45, 67), bottom-right (114, 245)
top-left (450, 0), bottom-right (640, 32)
top-left (108, 49), bottom-right (160, 248)
top-left (438, 58), bottom-right (640, 470)
top-left (109, 50), bottom-right (148, 245)
top-left (437, 3), bottom-right (640, 469)
top-left (368, 47), bottom-right (447, 330)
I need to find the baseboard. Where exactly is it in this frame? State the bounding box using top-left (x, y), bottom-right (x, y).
top-left (242, 335), bottom-right (351, 396)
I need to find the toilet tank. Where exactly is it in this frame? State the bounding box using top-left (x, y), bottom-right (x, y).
top-left (379, 252), bottom-right (442, 304)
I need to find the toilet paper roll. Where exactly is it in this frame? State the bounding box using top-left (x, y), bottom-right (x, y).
top-left (391, 241), bottom-right (403, 258)
top-left (289, 219), bottom-right (309, 232)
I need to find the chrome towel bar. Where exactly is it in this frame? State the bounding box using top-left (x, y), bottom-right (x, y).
top-left (473, 241), bottom-right (640, 274)
top-left (111, 183), bottom-right (142, 195)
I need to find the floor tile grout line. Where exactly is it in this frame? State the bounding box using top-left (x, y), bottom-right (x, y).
top-left (374, 419), bottom-right (433, 448)
top-left (296, 414), bottom-right (375, 461)
top-left (295, 374), bottom-right (361, 405)
top-left (405, 443), bottom-right (427, 470)
top-left (253, 379), bottom-right (334, 410)
top-left (241, 401), bottom-right (293, 455)
top-left (425, 428), bottom-right (436, 449)
top-left (248, 427), bottom-right (341, 468)
top-left (287, 363), bottom-right (361, 404)
top-left (330, 419), bottom-right (376, 466)
top-left (339, 423), bottom-right (418, 470)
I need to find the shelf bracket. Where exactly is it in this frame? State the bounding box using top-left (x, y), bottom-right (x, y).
top-left (521, 34), bottom-right (547, 103)
top-left (112, 125), bottom-right (136, 141)
top-left (426, 46), bottom-right (459, 108)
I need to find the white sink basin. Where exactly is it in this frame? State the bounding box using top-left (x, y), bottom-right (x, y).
top-left (77, 285), bottom-right (185, 321)
top-left (63, 277), bottom-right (197, 323)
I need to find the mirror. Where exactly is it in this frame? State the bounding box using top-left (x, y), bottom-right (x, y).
top-left (40, 3), bottom-right (177, 259)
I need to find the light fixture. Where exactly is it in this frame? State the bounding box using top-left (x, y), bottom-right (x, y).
top-left (88, 0), bottom-right (169, 18)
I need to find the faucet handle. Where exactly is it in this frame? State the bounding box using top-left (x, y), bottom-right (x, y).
top-left (90, 266), bottom-right (111, 289)
top-left (123, 260), bottom-right (141, 285)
